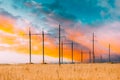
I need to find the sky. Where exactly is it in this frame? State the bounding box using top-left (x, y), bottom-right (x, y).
top-left (0, 0), bottom-right (120, 64)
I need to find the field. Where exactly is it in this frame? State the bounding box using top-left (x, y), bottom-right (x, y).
top-left (0, 63), bottom-right (120, 80)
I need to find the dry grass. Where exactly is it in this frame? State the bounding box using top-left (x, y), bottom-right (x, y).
top-left (0, 63), bottom-right (120, 80)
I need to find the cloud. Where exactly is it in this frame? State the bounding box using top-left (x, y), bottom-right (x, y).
top-left (0, 51), bottom-right (71, 64)
top-left (25, 0), bottom-right (42, 8)
top-left (97, 0), bottom-right (120, 20)
top-left (0, 8), bottom-right (20, 19)
top-left (0, 0), bottom-right (120, 63)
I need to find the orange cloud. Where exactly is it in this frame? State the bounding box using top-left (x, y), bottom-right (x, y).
top-left (0, 15), bottom-right (94, 62)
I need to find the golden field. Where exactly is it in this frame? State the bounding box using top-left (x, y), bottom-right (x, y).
top-left (0, 63), bottom-right (120, 80)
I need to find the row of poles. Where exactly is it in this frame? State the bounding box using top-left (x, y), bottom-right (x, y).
top-left (26, 24), bottom-right (111, 65)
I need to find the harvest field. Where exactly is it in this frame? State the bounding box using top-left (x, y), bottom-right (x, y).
top-left (0, 63), bottom-right (120, 80)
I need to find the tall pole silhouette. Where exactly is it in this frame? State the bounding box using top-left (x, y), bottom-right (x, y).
top-left (109, 44), bottom-right (111, 62)
top-left (71, 41), bottom-right (74, 64)
top-left (81, 49), bottom-right (83, 63)
top-left (42, 30), bottom-right (45, 64)
top-left (59, 24), bottom-right (61, 65)
top-left (29, 27), bottom-right (32, 64)
top-left (92, 32), bottom-right (95, 63)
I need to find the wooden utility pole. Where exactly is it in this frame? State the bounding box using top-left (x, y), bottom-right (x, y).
top-left (109, 44), bottom-right (111, 62)
top-left (29, 27), bottom-right (32, 64)
top-left (92, 32), bottom-right (95, 63)
top-left (71, 41), bottom-right (74, 64)
top-left (42, 30), bottom-right (45, 64)
top-left (59, 24), bottom-right (61, 65)
top-left (81, 49), bottom-right (83, 63)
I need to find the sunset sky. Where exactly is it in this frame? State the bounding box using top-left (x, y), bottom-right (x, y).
top-left (0, 0), bottom-right (120, 64)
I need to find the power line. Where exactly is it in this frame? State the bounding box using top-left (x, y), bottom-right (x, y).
top-left (61, 41), bottom-right (74, 64)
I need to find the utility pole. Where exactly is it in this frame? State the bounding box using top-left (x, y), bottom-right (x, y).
top-left (71, 41), bottom-right (74, 64)
top-left (29, 27), bottom-right (32, 64)
top-left (59, 24), bottom-right (61, 66)
top-left (92, 32), bottom-right (95, 63)
top-left (42, 30), bottom-right (45, 64)
top-left (81, 49), bottom-right (83, 63)
top-left (109, 44), bottom-right (111, 62)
